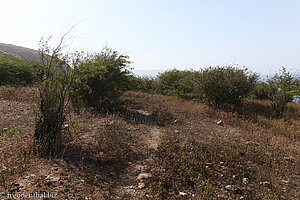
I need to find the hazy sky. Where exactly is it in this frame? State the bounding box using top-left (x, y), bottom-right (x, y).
top-left (1, 0), bottom-right (300, 75)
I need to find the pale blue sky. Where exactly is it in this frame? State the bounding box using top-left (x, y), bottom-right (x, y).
top-left (1, 0), bottom-right (300, 76)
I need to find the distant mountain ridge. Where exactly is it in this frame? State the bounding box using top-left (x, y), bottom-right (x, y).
top-left (0, 43), bottom-right (40, 61)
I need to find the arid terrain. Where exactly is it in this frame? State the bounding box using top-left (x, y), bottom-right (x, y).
top-left (0, 86), bottom-right (299, 199)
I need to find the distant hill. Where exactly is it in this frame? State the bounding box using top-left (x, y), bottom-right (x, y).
top-left (0, 43), bottom-right (40, 62)
top-left (0, 43), bottom-right (71, 71)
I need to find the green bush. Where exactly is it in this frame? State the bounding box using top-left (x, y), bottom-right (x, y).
top-left (126, 75), bottom-right (157, 93)
top-left (72, 47), bottom-right (131, 112)
top-left (155, 69), bottom-right (199, 100)
top-left (266, 68), bottom-right (297, 117)
top-left (291, 78), bottom-right (300, 99)
top-left (252, 82), bottom-right (275, 100)
top-left (0, 54), bottom-right (34, 85)
top-left (196, 66), bottom-right (257, 108)
top-left (34, 37), bottom-right (74, 157)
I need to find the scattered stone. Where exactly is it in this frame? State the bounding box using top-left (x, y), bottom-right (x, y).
top-left (179, 192), bottom-right (188, 196)
top-left (138, 182), bottom-right (145, 189)
top-left (260, 181), bottom-right (271, 187)
top-left (45, 174), bottom-right (60, 182)
top-left (137, 172), bottom-right (152, 180)
top-left (225, 185), bottom-right (243, 194)
top-left (217, 120), bottom-right (223, 126)
top-left (95, 174), bottom-right (101, 179)
top-left (63, 124), bottom-right (69, 128)
top-left (242, 178), bottom-right (249, 185)
top-left (174, 119), bottom-right (178, 123)
top-left (282, 180), bottom-right (289, 184)
top-left (3, 128), bottom-right (8, 132)
top-left (98, 152), bottom-right (104, 157)
top-left (284, 156), bottom-right (295, 161)
top-left (130, 185), bottom-right (134, 189)
top-left (220, 162), bottom-right (224, 166)
top-left (1, 166), bottom-right (7, 173)
top-left (174, 130), bottom-right (179, 133)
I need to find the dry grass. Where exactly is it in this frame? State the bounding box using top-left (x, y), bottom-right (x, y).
top-left (0, 92), bottom-right (35, 191)
top-left (0, 85), bottom-right (34, 102)
top-left (1, 87), bottom-right (299, 199)
top-left (123, 91), bottom-right (300, 199)
top-left (0, 86), bottom-right (143, 198)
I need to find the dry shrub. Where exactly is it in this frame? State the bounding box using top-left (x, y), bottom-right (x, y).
top-left (95, 116), bottom-right (134, 163)
top-left (148, 130), bottom-right (292, 199)
top-left (0, 85), bottom-right (34, 102)
top-left (151, 104), bottom-right (174, 125)
top-left (0, 106), bottom-right (34, 191)
top-left (123, 92), bottom-right (299, 199)
top-left (0, 135), bottom-right (32, 191)
top-left (122, 91), bottom-right (202, 124)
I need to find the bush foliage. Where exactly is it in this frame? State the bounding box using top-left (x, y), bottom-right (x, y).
top-left (155, 69), bottom-right (199, 100)
top-left (33, 37), bottom-right (74, 157)
top-left (196, 66), bottom-right (258, 108)
top-left (72, 47), bottom-right (131, 112)
top-left (266, 68), bottom-right (298, 117)
top-left (0, 54), bottom-right (34, 85)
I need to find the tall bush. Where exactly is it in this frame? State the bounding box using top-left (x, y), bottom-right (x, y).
top-left (266, 68), bottom-right (297, 117)
top-left (0, 54), bottom-right (34, 85)
top-left (72, 47), bottom-right (131, 112)
top-left (196, 66), bottom-right (257, 108)
top-left (34, 36), bottom-right (73, 157)
top-left (126, 75), bottom-right (157, 93)
top-left (252, 82), bottom-right (275, 100)
top-left (155, 69), bottom-right (199, 100)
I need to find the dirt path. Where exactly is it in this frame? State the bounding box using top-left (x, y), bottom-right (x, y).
top-left (112, 125), bottom-right (162, 199)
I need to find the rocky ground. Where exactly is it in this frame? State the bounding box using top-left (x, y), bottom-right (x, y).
top-left (0, 90), bottom-right (299, 199)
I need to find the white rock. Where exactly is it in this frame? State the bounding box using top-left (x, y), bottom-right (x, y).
top-left (1, 166), bottom-right (7, 173)
top-left (138, 182), bottom-right (145, 189)
top-left (45, 174), bottom-right (60, 182)
top-left (225, 185), bottom-right (243, 194)
top-left (95, 174), bottom-right (101, 179)
top-left (260, 181), bottom-right (270, 186)
top-left (137, 172), bottom-right (152, 180)
top-left (179, 192), bottom-right (187, 196)
top-left (242, 178), bottom-right (249, 184)
top-left (217, 120), bottom-right (223, 126)
top-left (282, 180), bottom-right (289, 184)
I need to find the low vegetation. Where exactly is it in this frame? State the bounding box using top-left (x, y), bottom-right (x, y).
top-left (123, 91), bottom-right (299, 199)
top-left (71, 47), bottom-right (131, 113)
top-left (0, 39), bottom-right (299, 198)
top-left (0, 54), bottom-right (36, 85)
